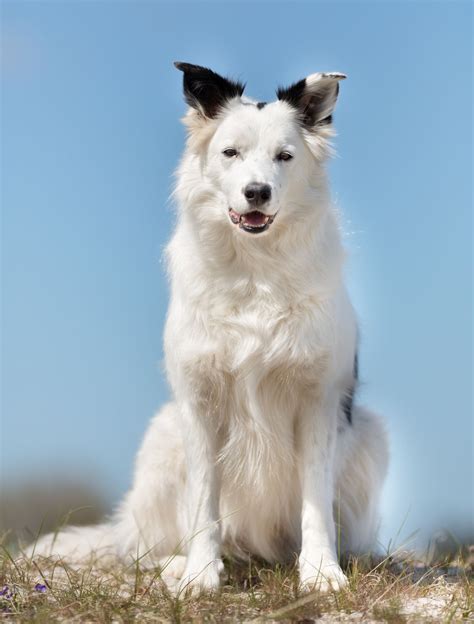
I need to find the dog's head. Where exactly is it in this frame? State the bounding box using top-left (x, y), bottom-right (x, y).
top-left (174, 62), bottom-right (345, 237)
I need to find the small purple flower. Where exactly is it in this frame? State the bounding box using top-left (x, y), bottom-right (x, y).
top-left (0, 585), bottom-right (14, 600)
top-left (34, 583), bottom-right (47, 593)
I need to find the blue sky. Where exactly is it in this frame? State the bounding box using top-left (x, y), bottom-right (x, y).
top-left (1, 1), bottom-right (472, 550)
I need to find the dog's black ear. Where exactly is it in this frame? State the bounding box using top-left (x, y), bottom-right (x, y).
top-left (174, 62), bottom-right (245, 119)
top-left (277, 72), bottom-right (346, 128)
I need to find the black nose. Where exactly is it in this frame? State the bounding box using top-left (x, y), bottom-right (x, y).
top-left (243, 183), bottom-right (272, 206)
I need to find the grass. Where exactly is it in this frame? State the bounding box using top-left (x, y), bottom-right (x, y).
top-left (1, 541), bottom-right (472, 623)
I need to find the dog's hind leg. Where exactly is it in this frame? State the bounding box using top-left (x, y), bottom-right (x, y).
top-left (113, 402), bottom-right (187, 568)
top-left (334, 406), bottom-right (389, 558)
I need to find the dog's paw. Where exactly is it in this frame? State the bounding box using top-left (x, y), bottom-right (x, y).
top-left (177, 558), bottom-right (224, 595)
top-left (158, 555), bottom-right (187, 579)
top-left (299, 559), bottom-right (348, 593)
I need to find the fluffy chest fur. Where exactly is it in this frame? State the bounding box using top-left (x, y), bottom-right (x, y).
top-left (165, 237), bottom-right (339, 398)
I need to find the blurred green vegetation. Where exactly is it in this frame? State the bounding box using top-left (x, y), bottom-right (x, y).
top-left (0, 478), bottom-right (110, 550)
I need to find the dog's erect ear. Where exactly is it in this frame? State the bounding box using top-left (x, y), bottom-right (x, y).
top-left (174, 62), bottom-right (245, 119)
top-left (277, 72), bottom-right (346, 128)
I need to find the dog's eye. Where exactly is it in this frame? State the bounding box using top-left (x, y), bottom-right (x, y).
top-left (223, 148), bottom-right (238, 158)
top-left (277, 151), bottom-right (293, 162)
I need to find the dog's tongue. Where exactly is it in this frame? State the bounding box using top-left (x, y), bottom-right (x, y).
top-left (242, 211), bottom-right (267, 226)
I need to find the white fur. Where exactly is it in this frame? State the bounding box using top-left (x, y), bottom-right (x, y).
top-left (27, 70), bottom-right (389, 594)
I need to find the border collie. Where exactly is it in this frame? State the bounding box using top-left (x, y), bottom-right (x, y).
top-left (29, 63), bottom-right (389, 594)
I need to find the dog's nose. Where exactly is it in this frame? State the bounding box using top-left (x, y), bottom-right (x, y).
top-left (243, 183), bottom-right (272, 206)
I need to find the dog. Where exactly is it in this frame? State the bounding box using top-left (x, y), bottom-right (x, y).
top-left (28, 62), bottom-right (389, 594)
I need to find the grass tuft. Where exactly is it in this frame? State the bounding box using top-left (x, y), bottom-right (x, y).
top-left (0, 539), bottom-right (472, 623)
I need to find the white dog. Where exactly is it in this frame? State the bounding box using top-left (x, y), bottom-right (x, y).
top-left (29, 63), bottom-right (389, 593)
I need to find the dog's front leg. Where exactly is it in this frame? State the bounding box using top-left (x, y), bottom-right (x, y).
top-left (178, 400), bottom-right (224, 593)
top-left (298, 394), bottom-right (348, 592)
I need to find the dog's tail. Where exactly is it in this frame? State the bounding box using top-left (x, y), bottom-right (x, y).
top-left (24, 522), bottom-right (118, 565)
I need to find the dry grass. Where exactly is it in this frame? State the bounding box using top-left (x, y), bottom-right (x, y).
top-left (1, 542), bottom-right (472, 623)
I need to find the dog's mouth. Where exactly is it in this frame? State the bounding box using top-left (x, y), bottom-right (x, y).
top-left (228, 208), bottom-right (276, 234)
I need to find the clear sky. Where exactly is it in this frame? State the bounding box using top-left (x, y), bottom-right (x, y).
top-left (1, 1), bottom-right (472, 551)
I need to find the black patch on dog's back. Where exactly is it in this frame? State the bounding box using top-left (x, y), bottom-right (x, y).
top-left (341, 388), bottom-right (354, 425)
top-left (341, 352), bottom-right (359, 425)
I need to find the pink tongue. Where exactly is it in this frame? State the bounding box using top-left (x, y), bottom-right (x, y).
top-left (243, 211), bottom-right (267, 226)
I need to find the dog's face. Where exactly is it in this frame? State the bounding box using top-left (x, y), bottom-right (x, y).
top-left (206, 103), bottom-right (306, 234)
top-left (175, 63), bottom-right (345, 236)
